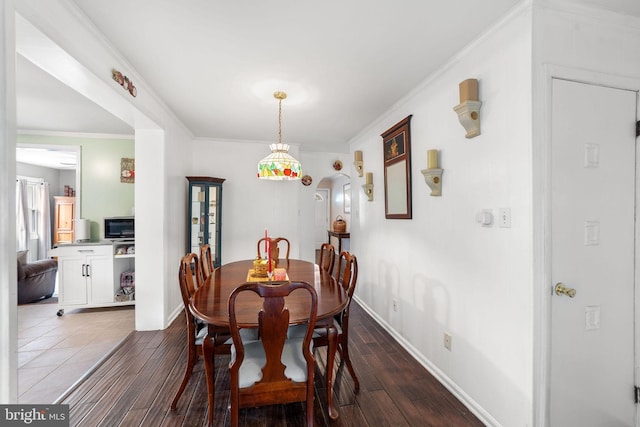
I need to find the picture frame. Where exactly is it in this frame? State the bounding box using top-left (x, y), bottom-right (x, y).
top-left (120, 158), bottom-right (135, 183)
top-left (381, 115), bottom-right (412, 219)
top-left (343, 183), bottom-right (351, 213)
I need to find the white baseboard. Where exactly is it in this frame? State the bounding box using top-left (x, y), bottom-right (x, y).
top-left (166, 304), bottom-right (183, 328)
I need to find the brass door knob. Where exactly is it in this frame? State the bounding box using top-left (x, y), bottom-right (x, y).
top-left (555, 282), bottom-right (576, 298)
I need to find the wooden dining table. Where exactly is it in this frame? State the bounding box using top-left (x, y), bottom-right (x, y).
top-left (189, 258), bottom-right (348, 425)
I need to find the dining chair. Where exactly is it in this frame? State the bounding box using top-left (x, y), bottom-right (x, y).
top-left (171, 253), bottom-right (231, 411)
top-left (199, 243), bottom-right (214, 280)
top-left (318, 242), bottom-right (336, 275)
top-left (256, 237), bottom-right (290, 267)
top-left (313, 251), bottom-right (360, 391)
top-left (228, 281), bottom-right (318, 427)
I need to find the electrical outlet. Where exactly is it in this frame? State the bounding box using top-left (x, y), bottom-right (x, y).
top-left (392, 299), bottom-right (398, 312)
top-left (444, 332), bottom-right (452, 351)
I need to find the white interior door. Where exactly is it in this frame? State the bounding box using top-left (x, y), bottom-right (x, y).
top-left (314, 189), bottom-right (329, 249)
top-left (550, 78), bottom-right (637, 426)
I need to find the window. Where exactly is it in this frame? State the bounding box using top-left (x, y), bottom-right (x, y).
top-left (26, 182), bottom-right (39, 236)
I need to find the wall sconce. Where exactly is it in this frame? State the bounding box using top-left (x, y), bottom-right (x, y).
top-left (453, 78), bottom-right (481, 139)
top-left (420, 149), bottom-right (443, 196)
top-left (362, 172), bottom-right (374, 201)
top-left (353, 150), bottom-right (363, 177)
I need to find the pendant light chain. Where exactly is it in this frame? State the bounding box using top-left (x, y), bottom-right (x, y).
top-left (278, 96), bottom-right (283, 145)
top-left (274, 91), bottom-right (287, 148)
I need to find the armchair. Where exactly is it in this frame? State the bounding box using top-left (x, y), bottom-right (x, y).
top-left (17, 258), bottom-right (58, 304)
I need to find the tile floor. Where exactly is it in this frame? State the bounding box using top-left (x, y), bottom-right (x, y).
top-left (17, 297), bottom-right (135, 404)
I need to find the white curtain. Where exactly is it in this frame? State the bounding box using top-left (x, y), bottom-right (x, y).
top-left (16, 179), bottom-right (29, 252)
top-left (36, 182), bottom-right (51, 259)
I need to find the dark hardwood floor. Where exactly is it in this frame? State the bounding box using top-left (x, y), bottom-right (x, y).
top-left (62, 301), bottom-right (485, 426)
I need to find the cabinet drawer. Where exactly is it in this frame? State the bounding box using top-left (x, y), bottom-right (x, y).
top-left (50, 245), bottom-right (112, 257)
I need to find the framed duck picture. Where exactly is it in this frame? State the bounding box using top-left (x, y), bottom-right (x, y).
top-left (381, 115), bottom-right (412, 219)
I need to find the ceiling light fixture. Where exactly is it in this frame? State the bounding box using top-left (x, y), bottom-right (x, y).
top-left (257, 91), bottom-right (301, 180)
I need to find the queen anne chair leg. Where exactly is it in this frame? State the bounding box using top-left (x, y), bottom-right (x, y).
top-left (326, 325), bottom-right (340, 420)
top-left (338, 318), bottom-right (360, 392)
top-left (170, 335), bottom-right (198, 410)
top-left (202, 334), bottom-right (216, 427)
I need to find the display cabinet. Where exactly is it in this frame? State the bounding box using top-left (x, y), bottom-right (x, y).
top-left (186, 176), bottom-right (225, 268)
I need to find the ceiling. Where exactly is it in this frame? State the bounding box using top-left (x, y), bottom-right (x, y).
top-left (15, 145), bottom-right (78, 170)
top-left (15, 0), bottom-right (640, 162)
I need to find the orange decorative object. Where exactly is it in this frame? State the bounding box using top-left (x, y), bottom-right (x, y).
top-left (273, 268), bottom-right (287, 281)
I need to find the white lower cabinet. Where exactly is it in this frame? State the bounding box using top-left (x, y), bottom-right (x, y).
top-left (50, 243), bottom-right (135, 316)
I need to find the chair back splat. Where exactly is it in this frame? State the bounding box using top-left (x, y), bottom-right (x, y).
top-left (257, 237), bottom-right (291, 267)
top-left (228, 281), bottom-right (317, 427)
top-left (318, 243), bottom-right (336, 275)
top-left (181, 253), bottom-right (202, 297)
top-left (200, 244), bottom-right (214, 280)
top-left (334, 251), bottom-right (357, 298)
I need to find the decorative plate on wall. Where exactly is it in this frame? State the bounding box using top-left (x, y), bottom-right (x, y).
top-left (301, 175), bottom-right (313, 186)
top-left (333, 160), bottom-right (343, 171)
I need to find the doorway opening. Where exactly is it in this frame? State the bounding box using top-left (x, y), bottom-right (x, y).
top-left (315, 173), bottom-right (351, 257)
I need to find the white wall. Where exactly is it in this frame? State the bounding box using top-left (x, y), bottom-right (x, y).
top-left (1, 0), bottom-right (18, 404)
top-left (349, 6), bottom-right (533, 426)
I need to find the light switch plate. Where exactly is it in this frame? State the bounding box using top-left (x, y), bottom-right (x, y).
top-left (584, 221), bottom-right (600, 246)
top-left (499, 208), bottom-right (511, 228)
top-left (585, 305), bottom-right (600, 330)
top-left (584, 143), bottom-right (600, 168)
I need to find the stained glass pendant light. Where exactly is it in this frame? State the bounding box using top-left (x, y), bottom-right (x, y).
top-left (257, 91), bottom-right (302, 180)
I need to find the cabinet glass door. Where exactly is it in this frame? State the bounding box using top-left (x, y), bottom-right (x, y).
top-left (187, 177), bottom-right (225, 268)
top-left (208, 185), bottom-right (219, 264)
top-left (190, 184), bottom-right (206, 254)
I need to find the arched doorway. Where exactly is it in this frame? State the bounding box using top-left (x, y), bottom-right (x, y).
top-left (315, 173), bottom-right (351, 259)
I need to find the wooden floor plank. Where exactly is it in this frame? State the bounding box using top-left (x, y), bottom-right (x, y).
top-left (63, 301), bottom-right (485, 426)
top-left (119, 408), bottom-right (150, 427)
top-left (76, 373), bottom-right (138, 426)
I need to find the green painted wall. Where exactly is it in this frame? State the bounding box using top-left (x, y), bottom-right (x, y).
top-left (18, 134), bottom-right (135, 241)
